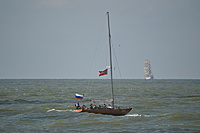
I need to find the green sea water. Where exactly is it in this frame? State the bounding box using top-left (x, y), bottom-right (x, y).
top-left (0, 79), bottom-right (200, 132)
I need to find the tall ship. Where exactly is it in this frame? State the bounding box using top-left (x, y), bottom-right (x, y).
top-left (144, 60), bottom-right (154, 80)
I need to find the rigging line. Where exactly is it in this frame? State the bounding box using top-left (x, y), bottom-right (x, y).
top-left (112, 44), bottom-right (125, 106)
top-left (112, 44), bottom-right (124, 81)
top-left (86, 13), bottom-right (107, 97)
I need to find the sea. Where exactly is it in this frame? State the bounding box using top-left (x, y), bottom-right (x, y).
top-left (0, 79), bottom-right (200, 133)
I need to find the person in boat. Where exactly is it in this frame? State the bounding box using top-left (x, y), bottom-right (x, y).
top-left (107, 104), bottom-right (112, 109)
top-left (98, 105), bottom-right (102, 109)
top-left (81, 105), bottom-right (86, 110)
top-left (93, 105), bottom-right (97, 109)
top-left (90, 104), bottom-right (93, 109)
top-left (75, 102), bottom-right (81, 109)
top-left (75, 102), bottom-right (79, 108)
top-left (103, 104), bottom-right (107, 108)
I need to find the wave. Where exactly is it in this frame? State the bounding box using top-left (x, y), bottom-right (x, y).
top-left (47, 108), bottom-right (76, 113)
top-left (0, 99), bottom-right (70, 105)
top-left (125, 114), bottom-right (142, 117)
top-left (125, 113), bottom-right (169, 117)
top-left (0, 99), bottom-right (41, 105)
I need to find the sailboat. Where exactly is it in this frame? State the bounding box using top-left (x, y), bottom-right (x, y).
top-left (76, 12), bottom-right (132, 116)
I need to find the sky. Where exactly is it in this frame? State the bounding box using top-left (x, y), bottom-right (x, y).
top-left (0, 0), bottom-right (200, 79)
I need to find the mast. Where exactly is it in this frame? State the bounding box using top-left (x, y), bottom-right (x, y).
top-left (107, 12), bottom-right (114, 108)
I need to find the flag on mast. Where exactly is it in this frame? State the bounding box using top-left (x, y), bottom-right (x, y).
top-left (99, 69), bottom-right (108, 76)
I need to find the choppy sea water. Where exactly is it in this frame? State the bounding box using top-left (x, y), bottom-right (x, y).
top-left (0, 79), bottom-right (200, 132)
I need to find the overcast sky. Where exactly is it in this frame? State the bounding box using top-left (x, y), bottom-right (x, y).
top-left (0, 0), bottom-right (200, 79)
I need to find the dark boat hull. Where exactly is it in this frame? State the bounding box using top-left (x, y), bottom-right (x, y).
top-left (80, 108), bottom-right (132, 116)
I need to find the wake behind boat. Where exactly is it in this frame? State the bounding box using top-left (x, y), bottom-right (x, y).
top-left (75, 12), bottom-right (132, 116)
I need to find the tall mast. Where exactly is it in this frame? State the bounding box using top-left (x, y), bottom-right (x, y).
top-left (107, 12), bottom-right (114, 107)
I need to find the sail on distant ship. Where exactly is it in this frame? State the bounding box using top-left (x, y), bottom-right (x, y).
top-left (144, 60), bottom-right (154, 80)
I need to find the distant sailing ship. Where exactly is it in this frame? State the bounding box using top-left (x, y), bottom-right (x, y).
top-left (144, 60), bottom-right (154, 80)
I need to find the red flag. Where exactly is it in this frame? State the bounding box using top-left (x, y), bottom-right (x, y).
top-left (99, 69), bottom-right (108, 76)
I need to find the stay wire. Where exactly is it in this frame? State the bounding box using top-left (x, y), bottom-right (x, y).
top-left (86, 13), bottom-right (108, 98)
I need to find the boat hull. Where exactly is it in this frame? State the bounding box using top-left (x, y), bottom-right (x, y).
top-left (80, 108), bottom-right (132, 116)
top-left (76, 109), bottom-right (83, 112)
top-left (145, 76), bottom-right (154, 80)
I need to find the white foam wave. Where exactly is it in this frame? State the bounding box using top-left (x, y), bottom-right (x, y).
top-left (144, 113), bottom-right (169, 117)
top-left (47, 109), bottom-right (76, 112)
top-left (125, 113), bottom-right (169, 117)
top-left (47, 109), bottom-right (56, 112)
top-left (143, 114), bottom-right (156, 117)
top-left (125, 114), bottom-right (142, 117)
